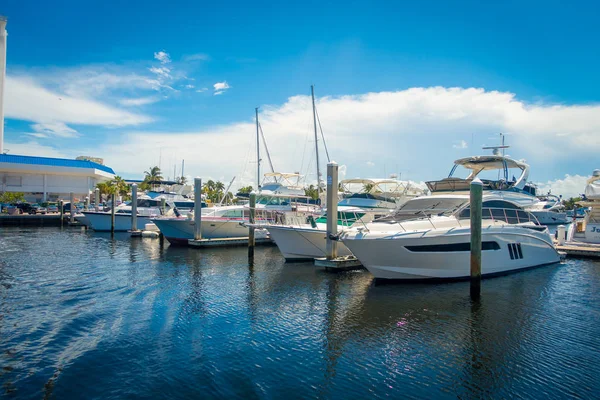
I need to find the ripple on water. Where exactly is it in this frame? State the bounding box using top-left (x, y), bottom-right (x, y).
top-left (0, 228), bottom-right (599, 399)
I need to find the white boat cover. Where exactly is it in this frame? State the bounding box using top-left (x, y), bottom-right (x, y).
top-left (585, 182), bottom-right (600, 200)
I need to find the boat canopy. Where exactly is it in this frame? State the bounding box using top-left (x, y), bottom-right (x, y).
top-left (584, 172), bottom-right (600, 201)
top-left (340, 178), bottom-right (424, 197)
top-left (427, 155), bottom-right (530, 193)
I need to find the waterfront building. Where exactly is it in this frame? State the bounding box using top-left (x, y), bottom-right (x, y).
top-left (0, 154), bottom-right (115, 202)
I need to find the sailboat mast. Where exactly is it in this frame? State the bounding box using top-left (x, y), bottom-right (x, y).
top-left (311, 85), bottom-right (322, 192)
top-left (255, 107), bottom-right (261, 190)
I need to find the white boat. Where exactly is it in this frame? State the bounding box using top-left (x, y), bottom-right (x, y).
top-left (264, 207), bottom-right (372, 260)
top-left (153, 205), bottom-right (270, 245)
top-left (527, 192), bottom-right (568, 225)
top-left (340, 193), bottom-right (560, 280)
top-left (153, 191), bottom-right (317, 245)
top-left (566, 170), bottom-right (600, 244)
top-left (263, 178), bottom-right (422, 261)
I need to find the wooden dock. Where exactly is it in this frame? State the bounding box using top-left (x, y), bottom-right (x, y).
top-left (314, 256), bottom-right (364, 271)
top-left (188, 237), bottom-right (274, 248)
top-left (555, 242), bottom-right (600, 259)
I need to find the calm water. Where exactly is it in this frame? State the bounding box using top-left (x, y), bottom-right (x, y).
top-left (1, 227), bottom-right (599, 399)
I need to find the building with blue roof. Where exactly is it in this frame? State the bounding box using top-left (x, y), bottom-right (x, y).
top-left (0, 154), bottom-right (115, 202)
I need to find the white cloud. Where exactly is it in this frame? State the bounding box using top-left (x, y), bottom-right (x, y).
top-left (2, 140), bottom-right (72, 158)
top-left (536, 174), bottom-right (590, 199)
top-left (119, 96), bottom-right (161, 106)
top-left (453, 140), bottom-right (468, 149)
top-left (154, 51), bottom-right (171, 64)
top-left (184, 84), bottom-right (195, 89)
top-left (213, 81), bottom-right (230, 91)
top-left (196, 88), bottom-right (208, 93)
top-left (183, 53), bottom-right (210, 62)
top-left (366, 161), bottom-right (375, 167)
top-left (149, 66), bottom-right (171, 79)
top-left (31, 122), bottom-right (79, 138)
top-left (5, 75), bottom-right (153, 126)
top-left (213, 81), bottom-right (230, 95)
top-left (12, 86), bottom-right (600, 191)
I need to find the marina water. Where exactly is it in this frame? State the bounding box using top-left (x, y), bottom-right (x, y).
top-left (1, 227), bottom-right (599, 399)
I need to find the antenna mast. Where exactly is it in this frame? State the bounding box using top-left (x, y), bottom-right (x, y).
top-left (255, 107), bottom-right (261, 190)
top-left (311, 85), bottom-right (322, 192)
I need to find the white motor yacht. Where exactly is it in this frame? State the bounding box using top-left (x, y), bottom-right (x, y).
top-left (83, 192), bottom-right (196, 232)
top-left (154, 191), bottom-right (320, 245)
top-left (526, 192), bottom-right (568, 225)
top-left (340, 194), bottom-right (560, 280)
top-left (262, 178), bottom-right (423, 261)
top-left (566, 170), bottom-right (600, 244)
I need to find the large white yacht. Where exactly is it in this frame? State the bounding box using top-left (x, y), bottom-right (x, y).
top-left (261, 178), bottom-right (424, 261)
top-left (340, 193), bottom-right (560, 280)
top-left (566, 169), bottom-right (600, 244)
top-left (338, 153), bottom-right (560, 279)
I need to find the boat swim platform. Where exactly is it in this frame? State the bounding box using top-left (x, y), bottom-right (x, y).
top-left (314, 256), bottom-right (364, 271)
top-left (555, 242), bottom-right (600, 259)
top-left (188, 237), bottom-right (274, 248)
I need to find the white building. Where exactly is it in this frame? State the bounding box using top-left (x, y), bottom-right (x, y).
top-left (0, 154), bottom-right (115, 202)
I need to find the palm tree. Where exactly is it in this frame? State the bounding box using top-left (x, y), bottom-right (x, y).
top-left (113, 176), bottom-right (128, 197)
top-left (144, 166), bottom-right (163, 183)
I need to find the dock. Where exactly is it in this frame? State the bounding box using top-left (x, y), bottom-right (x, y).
top-left (314, 255), bottom-right (364, 271)
top-left (555, 242), bottom-right (600, 259)
top-left (0, 214), bottom-right (63, 227)
top-left (188, 237), bottom-right (274, 248)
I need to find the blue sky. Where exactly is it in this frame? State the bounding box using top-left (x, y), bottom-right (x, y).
top-left (1, 0), bottom-right (599, 196)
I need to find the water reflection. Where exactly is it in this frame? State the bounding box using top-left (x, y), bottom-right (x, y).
top-left (1, 228), bottom-right (599, 399)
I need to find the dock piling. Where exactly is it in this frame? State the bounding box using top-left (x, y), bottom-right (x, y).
top-left (131, 183), bottom-right (138, 232)
top-left (161, 198), bottom-right (166, 215)
top-left (59, 199), bottom-right (64, 226)
top-left (470, 178), bottom-right (483, 300)
top-left (193, 178), bottom-right (202, 240)
top-left (69, 192), bottom-right (75, 225)
top-left (557, 225), bottom-right (566, 245)
top-left (326, 161), bottom-right (339, 259)
top-left (85, 196), bottom-right (90, 212)
top-left (249, 192), bottom-right (256, 257)
top-left (94, 188), bottom-right (100, 212)
top-left (110, 193), bottom-right (116, 234)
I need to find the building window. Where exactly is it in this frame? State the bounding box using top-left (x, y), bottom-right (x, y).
top-left (6, 176), bottom-right (22, 187)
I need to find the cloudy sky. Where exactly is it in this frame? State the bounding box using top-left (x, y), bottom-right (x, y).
top-left (1, 1), bottom-right (599, 197)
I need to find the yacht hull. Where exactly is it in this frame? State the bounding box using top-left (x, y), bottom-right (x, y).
top-left (153, 218), bottom-right (268, 245)
top-left (83, 212), bottom-right (151, 232)
top-left (530, 211), bottom-right (568, 225)
top-left (342, 226), bottom-right (560, 280)
top-left (266, 225), bottom-right (353, 261)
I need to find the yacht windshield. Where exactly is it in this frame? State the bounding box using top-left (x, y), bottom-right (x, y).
top-left (376, 197), bottom-right (467, 222)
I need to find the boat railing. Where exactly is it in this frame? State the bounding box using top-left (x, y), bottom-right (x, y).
top-left (365, 206), bottom-right (540, 233)
top-left (456, 206), bottom-right (540, 226)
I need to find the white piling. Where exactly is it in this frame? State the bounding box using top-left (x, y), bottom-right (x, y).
top-left (131, 183), bottom-right (138, 232)
top-left (557, 225), bottom-right (566, 245)
top-left (326, 162), bottom-right (339, 259)
top-left (85, 196), bottom-right (90, 211)
top-left (193, 178), bottom-right (202, 240)
top-left (110, 193), bottom-right (116, 234)
top-left (94, 188), bottom-right (100, 212)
